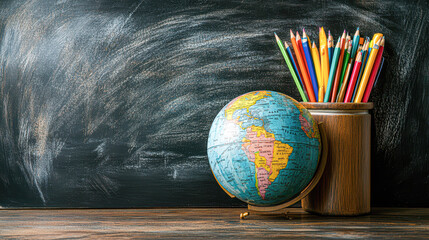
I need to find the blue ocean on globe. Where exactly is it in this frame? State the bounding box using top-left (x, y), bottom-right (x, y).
top-left (207, 91), bottom-right (320, 206)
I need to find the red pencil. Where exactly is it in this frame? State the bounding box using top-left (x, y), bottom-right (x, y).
top-left (290, 30), bottom-right (316, 102)
top-left (330, 31), bottom-right (346, 102)
top-left (344, 51), bottom-right (363, 102)
top-left (362, 37), bottom-right (385, 102)
top-left (296, 32), bottom-right (311, 79)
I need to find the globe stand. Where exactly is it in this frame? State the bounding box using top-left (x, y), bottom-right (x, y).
top-left (239, 123), bottom-right (329, 219)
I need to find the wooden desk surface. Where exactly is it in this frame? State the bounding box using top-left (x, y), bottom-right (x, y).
top-left (1, 208), bottom-right (429, 239)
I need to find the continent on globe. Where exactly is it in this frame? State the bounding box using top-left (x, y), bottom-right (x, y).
top-left (241, 126), bottom-right (293, 199)
top-left (224, 91), bottom-right (271, 126)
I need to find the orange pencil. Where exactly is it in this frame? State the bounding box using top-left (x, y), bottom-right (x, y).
top-left (330, 31), bottom-right (346, 102)
top-left (337, 61), bottom-right (352, 102)
top-left (290, 30), bottom-right (316, 102)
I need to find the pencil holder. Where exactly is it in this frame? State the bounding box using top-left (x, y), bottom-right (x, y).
top-left (300, 102), bottom-right (373, 216)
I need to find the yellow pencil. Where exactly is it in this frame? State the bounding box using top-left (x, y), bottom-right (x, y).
top-left (318, 86), bottom-right (324, 102)
top-left (311, 42), bottom-right (323, 88)
top-left (319, 27), bottom-right (329, 90)
top-left (354, 37), bottom-right (382, 102)
top-left (371, 33), bottom-right (383, 48)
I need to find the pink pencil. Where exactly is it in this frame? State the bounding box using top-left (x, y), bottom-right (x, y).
top-left (344, 51), bottom-right (363, 103)
top-left (362, 37), bottom-right (385, 102)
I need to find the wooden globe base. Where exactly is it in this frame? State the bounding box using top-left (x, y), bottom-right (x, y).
top-left (240, 123), bottom-right (328, 219)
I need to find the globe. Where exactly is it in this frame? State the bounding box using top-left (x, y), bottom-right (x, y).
top-left (207, 91), bottom-right (321, 206)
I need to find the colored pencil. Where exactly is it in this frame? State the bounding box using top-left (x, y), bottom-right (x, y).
top-left (324, 37), bottom-right (341, 102)
top-left (354, 37), bottom-right (382, 102)
top-left (311, 42), bottom-right (323, 89)
top-left (337, 61), bottom-right (352, 102)
top-left (350, 27), bottom-right (360, 59)
top-left (357, 44), bottom-right (363, 54)
top-left (373, 57), bottom-right (385, 88)
top-left (290, 30), bottom-right (306, 79)
top-left (290, 30), bottom-right (316, 102)
top-left (319, 27), bottom-right (330, 91)
top-left (367, 38), bottom-right (373, 61)
top-left (362, 37), bottom-right (385, 102)
top-left (352, 40), bottom-right (369, 101)
top-left (285, 41), bottom-right (305, 93)
top-left (318, 86), bottom-right (324, 102)
top-left (306, 31), bottom-right (312, 49)
top-left (371, 33), bottom-right (383, 48)
top-left (339, 39), bottom-right (352, 89)
top-left (274, 33), bottom-right (308, 102)
top-left (344, 51), bottom-right (363, 102)
top-left (302, 29), bottom-right (319, 99)
top-left (330, 31), bottom-right (346, 102)
top-left (296, 32), bottom-right (311, 79)
top-left (328, 31), bottom-right (333, 67)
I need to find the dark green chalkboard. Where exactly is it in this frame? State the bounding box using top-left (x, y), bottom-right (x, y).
top-left (0, 0), bottom-right (427, 208)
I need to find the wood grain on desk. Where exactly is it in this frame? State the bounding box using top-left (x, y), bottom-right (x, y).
top-left (1, 208), bottom-right (429, 239)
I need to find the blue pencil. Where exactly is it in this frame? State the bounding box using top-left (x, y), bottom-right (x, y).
top-left (302, 29), bottom-right (318, 100)
top-left (350, 27), bottom-right (360, 59)
top-left (324, 37), bottom-right (341, 102)
top-left (285, 41), bottom-right (306, 95)
top-left (373, 57), bottom-right (385, 88)
top-left (365, 41), bottom-right (372, 62)
top-left (365, 37), bottom-right (372, 62)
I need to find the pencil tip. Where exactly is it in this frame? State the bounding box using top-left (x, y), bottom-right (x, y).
top-left (376, 36), bottom-right (382, 44)
top-left (274, 33), bottom-right (280, 41)
top-left (284, 41), bottom-right (289, 47)
top-left (357, 27), bottom-right (359, 31)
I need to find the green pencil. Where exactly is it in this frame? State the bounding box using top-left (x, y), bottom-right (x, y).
top-left (274, 33), bottom-right (308, 102)
top-left (338, 40), bottom-right (352, 94)
top-left (324, 37), bottom-right (341, 102)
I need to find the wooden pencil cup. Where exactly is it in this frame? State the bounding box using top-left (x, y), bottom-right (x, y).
top-left (300, 102), bottom-right (373, 216)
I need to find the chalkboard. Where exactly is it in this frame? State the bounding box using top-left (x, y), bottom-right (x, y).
top-left (0, 0), bottom-right (427, 208)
